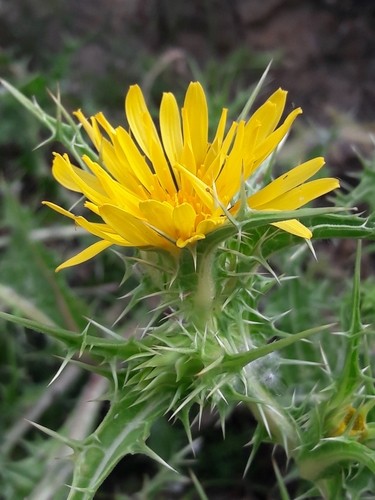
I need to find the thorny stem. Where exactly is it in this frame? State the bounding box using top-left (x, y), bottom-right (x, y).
top-left (192, 249), bottom-right (217, 328)
top-left (67, 391), bottom-right (171, 500)
top-left (245, 366), bottom-right (298, 453)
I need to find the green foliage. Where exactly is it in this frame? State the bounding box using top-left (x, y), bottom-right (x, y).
top-left (2, 68), bottom-right (375, 500)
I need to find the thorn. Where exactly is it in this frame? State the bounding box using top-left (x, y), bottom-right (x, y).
top-left (220, 413), bottom-right (226, 439)
top-left (243, 425), bottom-right (265, 477)
top-left (180, 409), bottom-right (195, 456)
top-left (305, 238), bottom-right (317, 260)
top-left (25, 420), bottom-right (81, 451)
top-left (139, 444), bottom-right (178, 473)
top-left (188, 245), bottom-right (198, 271)
top-left (48, 351), bottom-right (74, 386)
top-left (85, 318), bottom-right (125, 341)
top-left (189, 468), bottom-right (209, 500)
top-left (257, 405), bottom-right (272, 438)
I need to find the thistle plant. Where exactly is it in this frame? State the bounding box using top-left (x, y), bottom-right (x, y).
top-left (2, 73), bottom-right (375, 499)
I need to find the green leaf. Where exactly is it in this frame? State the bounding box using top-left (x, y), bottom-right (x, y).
top-left (222, 324), bottom-right (334, 371)
top-left (202, 206), bottom-right (348, 251)
top-left (67, 392), bottom-right (170, 500)
top-left (0, 311), bottom-right (146, 361)
top-left (328, 241), bottom-right (364, 409)
top-left (298, 438), bottom-right (375, 481)
top-left (261, 213), bottom-right (375, 260)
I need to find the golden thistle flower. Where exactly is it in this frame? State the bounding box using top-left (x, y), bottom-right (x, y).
top-left (44, 82), bottom-right (339, 271)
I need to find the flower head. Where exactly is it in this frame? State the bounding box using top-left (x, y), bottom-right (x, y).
top-left (44, 82), bottom-right (339, 270)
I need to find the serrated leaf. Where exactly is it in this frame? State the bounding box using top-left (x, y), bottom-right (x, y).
top-left (0, 310), bottom-right (148, 362)
top-left (222, 324), bottom-right (334, 371)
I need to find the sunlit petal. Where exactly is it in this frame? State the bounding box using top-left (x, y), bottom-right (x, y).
top-left (248, 157), bottom-right (326, 208)
top-left (182, 82), bottom-right (208, 167)
top-left (114, 126), bottom-right (156, 191)
top-left (251, 107), bottom-right (302, 172)
top-left (160, 92), bottom-right (183, 166)
top-left (99, 204), bottom-right (172, 249)
top-left (271, 219), bottom-right (312, 239)
top-left (253, 178), bottom-right (340, 210)
top-left (42, 201), bottom-right (76, 219)
top-left (125, 84), bottom-right (162, 157)
top-left (173, 203), bottom-right (197, 243)
top-left (139, 200), bottom-right (175, 239)
top-left (245, 88), bottom-right (287, 142)
top-left (56, 240), bottom-right (113, 272)
top-left (52, 153), bottom-right (104, 194)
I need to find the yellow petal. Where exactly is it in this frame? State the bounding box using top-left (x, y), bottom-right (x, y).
top-left (201, 121), bottom-right (238, 184)
top-left (94, 112), bottom-right (116, 137)
top-left (174, 163), bottom-right (214, 210)
top-left (43, 201), bottom-right (125, 244)
top-left (148, 136), bottom-right (177, 195)
top-left (248, 157), bottom-right (326, 208)
top-left (178, 141), bottom-right (196, 178)
top-left (94, 133), bottom-right (142, 193)
top-left (254, 178), bottom-right (340, 210)
top-left (211, 108), bottom-right (228, 148)
top-left (125, 84), bottom-right (162, 157)
top-left (89, 116), bottom-right (107, 152)
top-left (56, 240), bottom-right (113, 272)
top-left (241, 121), bottom-right (262, 178)
top-left (74, 217), bottom-right (126, 244)
top-left (138, 200), bottom-right (175, 239)
top-left (196, 217), bottom-right (225, 235)
top-left (271, 219), bottom-right (312, 238)
top-left (182, 82), bottom-right (208, 167)
top-left (84, 201), bottom-right (100, 215)
top-left (125, 87), bottom-right (176, 195)
top-left (114, 126), bottom-right (155, 191)
top-left (252, 107), bottom-right (302, 171)
top-left (173, 203), bottom-right (197, 242)
top-left (82, 155), bottom-right (142, 216)
top-left (99, 204), bottom-right (171, 248)
top-left (52, 153), bottom-right (103, 194)
top-left (176, 233), bottom-right (205, 248)
top-left (74, 109), bottom-right (97, 146)
top-left (42, 201), bottom-right (75, 219)
top-left (78, 112), bottom-right (115, 153)
top-left (160, 92), bottom-right (183, 166)
top-left (245, 89), bottom-right (287, 141)
top-left (52, 153), bottom-right (108, 207)
top-left (215, 121), bottom-right (245, 199)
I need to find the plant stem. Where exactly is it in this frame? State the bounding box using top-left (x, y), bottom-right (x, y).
top-left (193, 249), bottom-right (217, 327)
top-left (67, 391), bottom-right (170, 500)
top-left (245, 366), bottom-right (298, 452)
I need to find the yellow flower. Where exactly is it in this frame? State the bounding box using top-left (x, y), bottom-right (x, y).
top-left (330, 406), bottom-right (367, 440)
top-left (44, 82), bottom-right (339, 271)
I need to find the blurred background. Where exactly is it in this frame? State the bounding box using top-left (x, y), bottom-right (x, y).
top-left (2, 0), bottom-right (375, 225)
top-left (2, 0), bottom-right (375, 114)
top-left (1, 0), bottom-right (375, 498)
